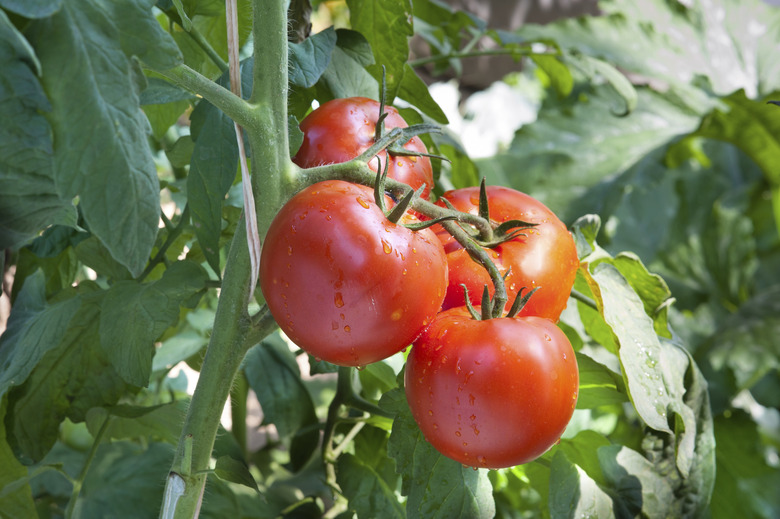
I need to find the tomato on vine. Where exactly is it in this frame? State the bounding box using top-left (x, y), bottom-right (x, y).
top-left (259, 180), bottom-right (447, 367)
top-left (405, 306), bottom-right (579, 469)
top-left (293, 97), bottom-right (435, 199)
top-left (433, 185), bottom-right (579, 321)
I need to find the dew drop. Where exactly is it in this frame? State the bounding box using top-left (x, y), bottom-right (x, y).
top-left (455, 431), bottom-right (461, 437)
top-left (356, 197), bottom-right (370, 209)
top-left (344, 325), bottom-right (351, 332)
top-left (428, 409), bottom-right (434, 416)
top-left (544, 334), bottom-right (552, 342)
top-left (382, 239), bottom-right (393, 254)
top-left (468, 394), bottom-right (476, 405)
top-left (433, 423), bottom-right (438, 429)
top-left (334, 293), bottom-right (345, 308)
top-left (469, 414), bottom-right (476, 421)
top-left (287, 245), bottom-right (293, 255)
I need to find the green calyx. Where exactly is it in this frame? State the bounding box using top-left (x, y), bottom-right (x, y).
top-left (462, 283), bottom-right (541, 321)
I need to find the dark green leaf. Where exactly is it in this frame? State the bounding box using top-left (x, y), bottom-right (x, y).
top-left (0, 271), bottom-right (80, 401)
top-left (0, 10), bottom-right (76, 250)
top-left (73, 235), bottom-right (133, 281)
top-left (99, 261), bottom-right (209, 387)
top-left (289, 26), bottom-right (337, 88)
top-left (381, 389), bottom-right (495, 519)
top-left (6, 289), bottom-right (127, 461)
top-left (243, 332), bottom-right (319, 470)
top-left (76, 441), bottom-right (174, 517)
top-left (26, 0), bottom-right (163, 277)
top-left (114, 0), bottom-right (183, 70)
top-left (0, 398), bottom-right (36, 518)
top-left (214, 455), bottom-right (260, 492)
top-left (85, 402), bottom-right (187, 444)
top-left (140, 76), bottom-right (196, 105)
top-left (320, 34), bottom-right (379, 99)
top-left (0, 0), bottom-right (62, 18)
top-left (337, 453), bottom-right (405, 519)
top-left (710, 411), bottom-right (780, 519)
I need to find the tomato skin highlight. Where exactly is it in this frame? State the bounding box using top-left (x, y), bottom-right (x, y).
top-left (433, 186), bottom-right (579, 321)
top-left (293, 97), bottom-right (434, 199)
top-left (405, 307), bottom-right (579, 469)
top-left (259, 180), bottom-right (447, 366)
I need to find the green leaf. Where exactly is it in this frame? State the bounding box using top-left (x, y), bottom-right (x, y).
top-left (73, 235), bottom-right (133, 281)
top-left (26, 0), bottom-right (163, 278)
top-left (320, 30), bottom-right (379, 100)
top-left (99, 261), bottom-right (209, 387)
top-left (523, 0), bottom-right (780, 97)
top-left (694, 89), bottom-right (780, 185)
top-left (564, 52), bottom-right (637, 115)
top-left (397, 63), bottom-right (448, 124)
top-left (611, 253), bottom-right (674, 338)
top-left (574, 352), bottom-right (628, 409)
top-left (114, 0), bottom-right (183, 70)
top-left (187, 59), bottom-right (253, 273)
top-left (214, 455), bottom-right (260, 492)
top-left (85, 402), bottom-right (187, 444)
top-left (0, 10), bottom-right (76, 250)
top-left (170, 0), bottom-right (252, 78)
top-left (549, 450), bottom-right (614, 519)
top-left (357, 360), bottom-right (398, 401)
top-left (243, 332), bottom-right (319, 470)
top-left (591, 263), bottom-right (677, 433)
top-left (598, 445), bottom-right (673, 519)
top-left (710, 410), bottom-right (780, 519)
top-left (6, 289), bottom-right (127, 461)
top-left (476, 85), bottom-right (703, 221)
top-left (381, 389), bottom-right (495, 519)
top-left (289, 26), bottom-right (337, 88)
top-left (0, 0), bottom-right (62, 18)
top-left (337, 453), bottom-right (405, 519)
top-left (701, 285), bottom-right (780, 393)
top-left (347, 0), bottom-right (413, 99)
top-left (531, 54), bottom-right (573, 98)
top-left (75, 441), bottom-right (174, 517)
top-left (0, 271), bottom-right (81, 401)
top-left (0, 398), bottom-right (36, 519)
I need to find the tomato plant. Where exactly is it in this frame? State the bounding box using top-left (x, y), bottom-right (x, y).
top-left (293, 97), bottom-right (435, 199)
top-left (405, 306), bottom-right (579, 469)
top-left (259, 179), bottom-right (447, 366)
top-left (433, 185), bottom-right (579, 321)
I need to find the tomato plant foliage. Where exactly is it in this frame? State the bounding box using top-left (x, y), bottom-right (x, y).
top-left (0, 0), bottom-right (779, 518)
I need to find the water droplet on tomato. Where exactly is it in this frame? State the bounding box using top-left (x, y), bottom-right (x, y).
top-left (356, 197), bottom-right (370, 209)
top-left (287, 246), bottom-right (293, 255)
top-left (428, 410), bottom-right (434, 416)
top-left (344, 325), bottom-right (351, 332)
top-left (469, 414), bottom-right (476, 421)
top-left (468, 394), bottom-right (476, 405)
top-left (544, 334), bottom-right (552, 341)
top-left (391, 309), bottom-right (403, 321)
top-left (477, 455), bottom-right (487, 466)
top-left (381, 239), bottom-right (392, 254)
top-left (334, 293), bottom-right (344, 308)
top-left (455, 431), bottom-right (461, 437)
top-left (432, 423), bottom-right (438, 429)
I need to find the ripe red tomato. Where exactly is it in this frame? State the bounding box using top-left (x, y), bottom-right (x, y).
top-left (434, 186), bottom-right (579, 321)
top-left (293, 97), bottom-right (434, 199)
top-left (259, 180), bottom-right (447, 366)
top-left (405, 307), bottom-right (579, 468)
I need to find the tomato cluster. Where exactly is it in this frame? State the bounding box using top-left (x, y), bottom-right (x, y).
top-left (260, 97), bottom-right (580, 469)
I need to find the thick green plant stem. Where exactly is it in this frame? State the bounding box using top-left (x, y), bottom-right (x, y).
top-left (149, 63), bottom-right (256, 130)
top-left (161, 222), bottom-right (254, 519)
top-left (159, 1), bottom-right (295, 517)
